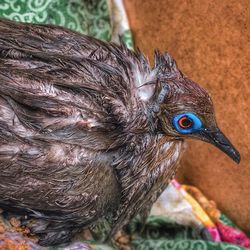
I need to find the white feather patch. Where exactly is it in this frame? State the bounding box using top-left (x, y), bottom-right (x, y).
top-left (134, 66), bottom-right (157, 102)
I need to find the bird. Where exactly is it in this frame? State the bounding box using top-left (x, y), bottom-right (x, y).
top-left (0, 18), bottom-right (240, 246)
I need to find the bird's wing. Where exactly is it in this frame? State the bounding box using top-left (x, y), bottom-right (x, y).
top-left (0, 62), bottom-right (116, 150)
top-left (0, 18), bottom-right (154, 148)
top-left (0, 97), bottom-right (119, 221)
top-left (0, 19), bottom-right (132, 215)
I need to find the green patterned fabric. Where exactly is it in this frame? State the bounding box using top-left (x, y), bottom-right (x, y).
top-left (131, 240), bottom-right (246, 250)
top-left (220, 214), bottom-right (238, 229)
top-left (0, 0), bottom-right (133, 47)
top-left (89, 216), bottom-right (246, 250)
top-left (0, 0), bottom-right (111, 40)
top-left (128, 216), bottom-right (246, 250)
top-left (120, 29), bottom-right (134, 49)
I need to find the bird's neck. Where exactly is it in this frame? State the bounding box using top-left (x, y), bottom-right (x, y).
top-left (112, 132), bottom-right (183, 227)
top-left (114, 131), bottom-right (183, 187)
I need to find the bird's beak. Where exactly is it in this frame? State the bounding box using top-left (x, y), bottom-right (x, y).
top-left (200, 128), bottom-right (241, 164)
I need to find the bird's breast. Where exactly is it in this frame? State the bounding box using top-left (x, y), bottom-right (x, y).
top-left (147, 137), bottom-right (183, 188)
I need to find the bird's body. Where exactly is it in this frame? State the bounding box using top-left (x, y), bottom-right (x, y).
top-left (0, 19), bottom-right (240, 245)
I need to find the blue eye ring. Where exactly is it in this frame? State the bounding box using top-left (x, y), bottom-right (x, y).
top-left (172, 112), bottom-right (202, 134)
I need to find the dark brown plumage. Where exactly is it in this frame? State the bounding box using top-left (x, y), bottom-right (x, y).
top-left (0, 18), bottom-right (240, 245)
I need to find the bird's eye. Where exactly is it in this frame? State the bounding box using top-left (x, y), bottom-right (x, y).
top-left (172, 112), bottom-right (202, 134)
top-left (178, 116), bottom-right (193, 129)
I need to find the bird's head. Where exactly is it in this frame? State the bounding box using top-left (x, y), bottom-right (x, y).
top-left (147, 52), bottom-right (240, 164)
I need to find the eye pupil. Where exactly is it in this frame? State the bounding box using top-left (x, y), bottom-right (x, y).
top-left (178, 117), bottom-right (193, 128)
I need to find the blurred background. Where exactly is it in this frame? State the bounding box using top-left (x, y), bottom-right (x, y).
top-left (124, 0), bottom-right (249, 234)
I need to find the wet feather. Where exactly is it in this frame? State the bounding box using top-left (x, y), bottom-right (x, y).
top-left (0, 18), bottom-right (220, 245)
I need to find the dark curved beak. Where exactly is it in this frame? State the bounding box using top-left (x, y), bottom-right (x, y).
top-left (200, 128), bottom-right (241, 164)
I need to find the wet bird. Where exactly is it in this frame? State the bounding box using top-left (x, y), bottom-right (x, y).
top-left (0, 18), bottom-right (240, 246)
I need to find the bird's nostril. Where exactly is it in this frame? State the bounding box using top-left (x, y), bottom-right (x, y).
top-left (201, 128), bottom-right (241, 164)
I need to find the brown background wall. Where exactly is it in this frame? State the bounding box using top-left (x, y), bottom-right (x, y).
top-left (124, 0), bottom-right (250, 234)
